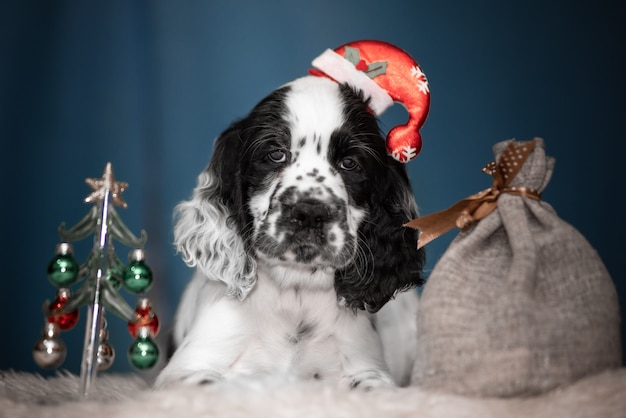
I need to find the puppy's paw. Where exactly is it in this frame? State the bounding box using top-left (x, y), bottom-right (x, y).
top-left (154, 369), bottom-right (223, 389)
top-left (342, 369), bottom-right (395, 391)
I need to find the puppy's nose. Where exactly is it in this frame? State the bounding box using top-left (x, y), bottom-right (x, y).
top-left (291, 201), bottom-right (332, 229)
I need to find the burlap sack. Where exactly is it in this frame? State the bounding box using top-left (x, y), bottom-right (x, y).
top-left (411, 138), bottom-right (622, 397)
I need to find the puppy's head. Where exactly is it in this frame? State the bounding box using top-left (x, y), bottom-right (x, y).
top-left (175, 76), bottom-right (424, 312)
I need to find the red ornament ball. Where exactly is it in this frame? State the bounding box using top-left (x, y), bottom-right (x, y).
top-left (47, 295), bottom-right (79, 331)
top-left (127, 306), bottom-right (160, 338)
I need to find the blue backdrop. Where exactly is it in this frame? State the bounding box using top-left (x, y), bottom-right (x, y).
top-left (1, 0), bottom-right (624, 375)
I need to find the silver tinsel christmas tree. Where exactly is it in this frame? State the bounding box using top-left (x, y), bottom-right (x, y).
top-left (33, 163), bottom-right (160, 397)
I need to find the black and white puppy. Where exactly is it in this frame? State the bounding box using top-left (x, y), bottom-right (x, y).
top-left (155, 75), bottom-right (425, 389)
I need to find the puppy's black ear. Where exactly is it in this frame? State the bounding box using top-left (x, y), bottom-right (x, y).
top-left (173, 121), bottom-right (257, 300)
top-left (336, 161), bottom-right (425, 313)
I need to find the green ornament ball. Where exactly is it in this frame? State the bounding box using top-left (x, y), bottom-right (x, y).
top-left (123, 261), bottom-right (153, 293)
top-left (128, 336), bottom-right (159, 369)
top-left (47, 254), bottom-right (79, 287)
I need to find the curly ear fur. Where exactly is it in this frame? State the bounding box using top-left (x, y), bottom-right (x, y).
top-left (173, 124), bottom-right (257, 300)
top-left (335, 160), bottom-right (425, 313)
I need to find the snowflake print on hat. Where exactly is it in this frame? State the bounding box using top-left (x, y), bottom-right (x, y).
top-left (311, 40), bottom-right (430, 162)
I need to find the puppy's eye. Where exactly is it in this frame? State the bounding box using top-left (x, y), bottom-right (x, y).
top-left (339, 157), bottom-right (359, 171)
top-left (267, 150), bottom-right (287, 163)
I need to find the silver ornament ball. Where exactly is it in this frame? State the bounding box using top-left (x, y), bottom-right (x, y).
top-left (97, 341), bottom-right (116, 371)
top-left (33, 323), bottom-right (67, 369)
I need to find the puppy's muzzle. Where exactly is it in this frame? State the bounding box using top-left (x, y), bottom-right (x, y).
top-left (288, 200), bottom-right (335, 261)
top-left (288, 200), bottom-right (335, 248)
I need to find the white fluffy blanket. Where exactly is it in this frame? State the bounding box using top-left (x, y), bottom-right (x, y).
top-left (1, 368), bottom-right (625, 418)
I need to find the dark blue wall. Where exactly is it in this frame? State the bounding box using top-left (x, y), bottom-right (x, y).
top-left (1, 0), bottom-right (624, 375)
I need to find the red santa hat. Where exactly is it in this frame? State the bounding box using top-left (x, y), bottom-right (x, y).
top-left (310, 40), bottom-right (430, 162)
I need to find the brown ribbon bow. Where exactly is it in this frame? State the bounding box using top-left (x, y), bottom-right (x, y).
top-left (404, 139), bottom-right (542, 249)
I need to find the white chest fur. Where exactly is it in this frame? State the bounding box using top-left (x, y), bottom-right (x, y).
top-left (156, 264), bottom-right (391, 388)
